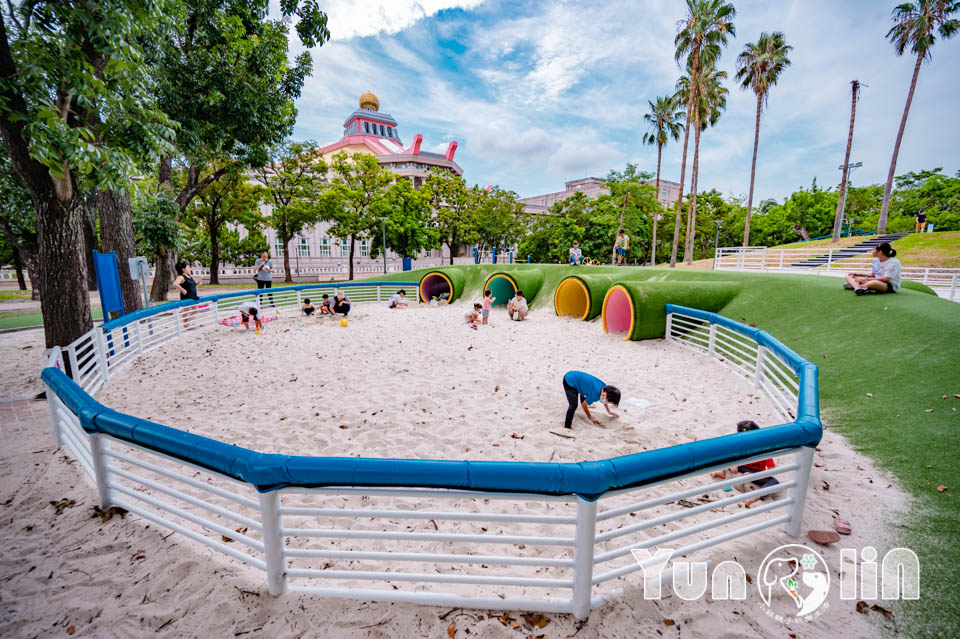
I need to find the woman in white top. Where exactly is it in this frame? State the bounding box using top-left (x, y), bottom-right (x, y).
top-left (854, 242), bottom-right (902, 295)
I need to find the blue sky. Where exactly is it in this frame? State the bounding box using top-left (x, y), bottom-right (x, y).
top-left (282, 0), bottom-right (960, 203)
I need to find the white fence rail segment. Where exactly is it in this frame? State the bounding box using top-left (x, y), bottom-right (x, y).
top-left (714, 246), bottom-right (960, 302)
top-left (40, 288), bottom-right (821, 619)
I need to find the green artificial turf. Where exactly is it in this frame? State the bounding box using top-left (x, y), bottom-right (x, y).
top-left (360, 264), bottom-right (959, 635)
top-left (612, 280), bottom-right (743, 340)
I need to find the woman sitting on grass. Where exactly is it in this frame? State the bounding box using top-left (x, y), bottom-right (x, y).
top-left (845, 242), bottom-right (901, 296)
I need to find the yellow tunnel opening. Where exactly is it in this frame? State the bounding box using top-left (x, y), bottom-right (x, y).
top-left (419, 272), bottom-right (454, 303)
top-left (554, 277), bottom-right (590, 320)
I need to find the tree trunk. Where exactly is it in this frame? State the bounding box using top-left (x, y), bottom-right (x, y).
top-left (21, 245), bottom-right (40, 301)
top-left (346, 235), bottom-right (357, 280)
top-left (209, 226), bottom-right (221, 285)
top-left (282, 235), bottom-right (293, 283)
top-left (743, 93), bottom-right (763, 247)
top-left (81, 195), bottom-right (99, 291)
top-left (878, 51), bottom-right (924, 234)
top-left (684, 125), bottom-right (703, 264)
top-left (670, 103), bottom-right (693, 267)
top-left (36, 195), bottom-right (95, 349)
top-left (12, 244), bottom-right (26, 289)
top-left (149, 246), bottom-right (173, 302)
top-left (650, 144), bottom-right (662, 266)
top-left (97, 188), bottom-right (142, 314)
top-left (793, 225), bottom-right (811, 241)
top-left (832, 81), bottom-right (859, 242)
top-left (448, 232), bottom-right (458, 265)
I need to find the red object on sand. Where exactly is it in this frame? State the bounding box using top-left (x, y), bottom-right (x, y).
top-left (833, 517), bottom-right (852, 535)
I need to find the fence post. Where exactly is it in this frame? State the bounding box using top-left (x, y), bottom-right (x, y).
top-left (134, 322), bottom-right (144, 354)
top-left (45, 384), bottom-right (63, 448)
top-left (707, 322), bottom-right (717, 355)
top-left (377, 285), bottom-right (382, 301)
top-left (67, 345), bottom-right (80, 382)
top-left (737, 248), bottom-right (744, 271)
top-left (174, 307), bottom-right (183, 336)
top-left (826, 249), bottom-right (833, 271)
top-left (753, 345), bottom-right (766, 388)
top-left (571, 497), bottom-right (598, 620)
top-left (950, 273), bottom-right (958, 302)
top-left (89, 434), bottom-right (113, 508)
top-left (665, 313), bottom-right (673, 341)
top-left (761, 248), bottom-right (768, 272)
top-left (259, 491), bottom-right (288, 596)
top-left (213, 299), bottom-right (220, 324)
top-left (783, 446), bottom-right (816, 537)
top-left (93, 328), bottom-right (110, 382)
top-left (779, 251), bottom-right (784, 269)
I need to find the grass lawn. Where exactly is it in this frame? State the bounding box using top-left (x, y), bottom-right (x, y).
top-left (0, 289), bottom-right (34, 301)
top-left (0, 306), bottom-right (103, 330)
top-left (367, 264), bottom-right (960, 636)
top-left (772, 231), bottom-right (959, 269)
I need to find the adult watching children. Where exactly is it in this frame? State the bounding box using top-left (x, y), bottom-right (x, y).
top-left (173, 261), bottom-right (201, 301)
top-left (561, 370), bottom-right (620, 429)
top-left (253, 251), bottom-right (274, 306)
top-left (333, 290), bottom-right (352, 316)
top-left (506, 290), bottom-right (528, 321)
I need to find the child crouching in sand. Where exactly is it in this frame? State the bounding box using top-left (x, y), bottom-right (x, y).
top-left (465, 303), bottom-right (482, 329)
top-left (712, 420), bottom-right (781, 507)
top-left (302, 298), bottom-right (315, 316)
top-left (237, 301), bottom-right (263, 331)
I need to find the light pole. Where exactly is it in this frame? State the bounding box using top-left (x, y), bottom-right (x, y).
top-left (838, 161), bottom-right (862, 236)
top-left (713, 220), bottom-right (723, 270)
top-left (379, 217), bottom-right (387, 274)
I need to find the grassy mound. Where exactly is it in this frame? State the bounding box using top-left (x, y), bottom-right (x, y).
top-left (602, 280), bottom-right (742, 340)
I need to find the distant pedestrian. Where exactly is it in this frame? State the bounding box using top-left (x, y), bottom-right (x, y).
top-left (568, 241), bottom-right (584, 266)
top-left (915, 210), bottom-right (927, 233)
top-left (253, 251), bottom-right (275, 306)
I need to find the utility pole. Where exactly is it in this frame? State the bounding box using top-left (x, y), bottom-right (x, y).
top-left (832, 80), bottom-right (862, 241)
top-left (380, 217), bottom-right (387, 275)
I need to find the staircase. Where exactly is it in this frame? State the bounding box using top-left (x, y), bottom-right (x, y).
top-left (788, 232), bottom-right (911, 268)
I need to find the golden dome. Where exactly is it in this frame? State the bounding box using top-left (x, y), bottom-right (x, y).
top-left (359, 92), bottom-right (380, 111)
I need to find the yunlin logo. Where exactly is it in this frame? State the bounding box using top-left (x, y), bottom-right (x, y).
top-left (631, 545), bottom-right (919, 625)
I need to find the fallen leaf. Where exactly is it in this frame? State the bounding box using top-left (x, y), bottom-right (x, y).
top-left (823, 354), bottom-right (829, 359)
top-left (924, 409), bottom-right (934, 413)
top-left (871, 604), bottom-right (894, 618)
top-left (822, 480), bottom-right (830, 491)
top-left (91, 505), bottom-right (128, 523)
top-left (339, 424), bottom-right (349, 429)
top-left (937, 485), bottom-right (948, 492)
top-left (808, 530), bottom-right (841, 546)
top-left (50, 499), bottom-right (76, 515)
top-left (745, 573), bottom-right (753, 584)
top-left (942, 395), bottom-right (949, 400)
top-left (66, 626), bottom-right (76, 635)
top-left (954, 394), bottom-right (960, 399)
top-left (494, 386), bottom-right (500, 392)
top-left (664, 619), bottom-right (676, 626)
top-left (865, 393), bottom-right (873, 398)
top-left (856, 601), bottom-right (869, 614)
top-left (447, 620), bottom-right (456, 638)
top-left (834, 518), bottom-right (852, 535)
top-left (511, 433), bottom-right (524, 440)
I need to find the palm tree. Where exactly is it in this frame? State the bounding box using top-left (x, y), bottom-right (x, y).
top-left (877, 0), bottom-right (960, 233)
top-left (670, 0), bottom-right (736, 267)
top-left (642, 96), bottom-right (685, 266)
top-left (736, 31), bottom-right (792, 247)
top-left (677, 60), bottom-right (728, 263)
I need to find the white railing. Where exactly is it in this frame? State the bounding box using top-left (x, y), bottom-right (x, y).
top-left (714, 246), bottom-right (960, 302)
top-left (41, 293), bottom-right (820, 619)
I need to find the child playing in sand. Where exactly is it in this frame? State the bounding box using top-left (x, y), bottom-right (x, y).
top-left (465, 303), bottom-right (481, 329)
top-left (301, 298), bottom-right (315, 316)
top-left (711, 420), bottom-right (781, 507)
top-left (388, 289), bottom-right (408, 309)
top-left (482, 289), bottom-right (495, 325)
top-left (562, 371), bottom-right (620, 429)
top-left (237, 301), bottom-right (263, 331)
top-left (319, 294), bottom-right (335, 316)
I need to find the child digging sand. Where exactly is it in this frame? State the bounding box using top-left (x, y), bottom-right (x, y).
top-left (465, 303), bottom-right (482, 329)
top-left (301, 298), bottom-right (315, 317)
top-left (711, 420), bottom-right (782, 507)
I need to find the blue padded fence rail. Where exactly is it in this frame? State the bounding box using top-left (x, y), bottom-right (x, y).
top-left (47, 301), bottom-right (821, 500)
top-left (101, 281), bottom-right (420, 332)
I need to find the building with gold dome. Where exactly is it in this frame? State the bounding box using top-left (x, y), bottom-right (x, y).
top-left (316, 92), bottom-right (462, 188)
top-left (251, 94), bottom-right (466, 279)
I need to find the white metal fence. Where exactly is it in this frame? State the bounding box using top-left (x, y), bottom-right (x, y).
top-left (714, 246), bottom-right (960, 302)
top-left (41, 291), bottom-right (820, 619)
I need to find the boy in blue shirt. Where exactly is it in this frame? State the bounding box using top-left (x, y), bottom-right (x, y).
top-left (562, 371), bottom-right (620, 429)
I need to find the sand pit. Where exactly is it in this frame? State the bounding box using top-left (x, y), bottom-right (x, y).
top-left (0, 302), bottom-right (909, 637)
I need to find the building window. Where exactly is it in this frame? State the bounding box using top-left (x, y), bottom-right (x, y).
top-left (364, 122), bottom-right (370, 134)
top-left (379, 124), bottom-right (385, 136)
top-left (318, 238), bottom-right (331, 257)
top-left (661, 188), bottom-right (667, 196)
top-left (297, 237), bottom-right (310, 258)
top-left (339, 238), bottom-right (350, 257)
top-left (360, 239), bottom-right (370, 258)
top-left (273, 237), bottom-right (285, 257)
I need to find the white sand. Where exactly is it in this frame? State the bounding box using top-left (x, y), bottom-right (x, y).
top-left (0, 303), bottom-right (908, 637)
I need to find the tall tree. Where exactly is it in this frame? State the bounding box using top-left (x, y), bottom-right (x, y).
top-left (642, 96), bottom-right (684, 265)
top-left (878, 0), bottom-right (960, 233)
top-left (471, 187), bottom-right (525, 258)
top-left (679, 60), bottom-right (728, 264)
top-left (147, 0), bottom-right (329, 298)
top-left (326, 152), bottom-right (392, 280)
top-left (670, 0), bottom-right (736, 267)
top-left (736, 31), bottom-right (793, 247)
top-left (371, 178), bottom-right (439, 260)
top-left (256, 141), bottom-right (328, 282)
top-left (425, 172), bottom-right (477, 265)
top-left (831, 80), bottom-right (862, 241)
top-left (184, 171), bottom-right (262, 284)
top-left (0, 1), bottom-right (176, 348)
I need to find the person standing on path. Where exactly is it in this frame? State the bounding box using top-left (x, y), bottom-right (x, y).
top-left (253, 251), bottom-right (274, 306)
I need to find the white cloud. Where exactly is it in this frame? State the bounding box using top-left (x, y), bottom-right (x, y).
top-left (320, 0), bottom-right (486, 40)
top-left (548, 139), bottom-right (625, 177)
